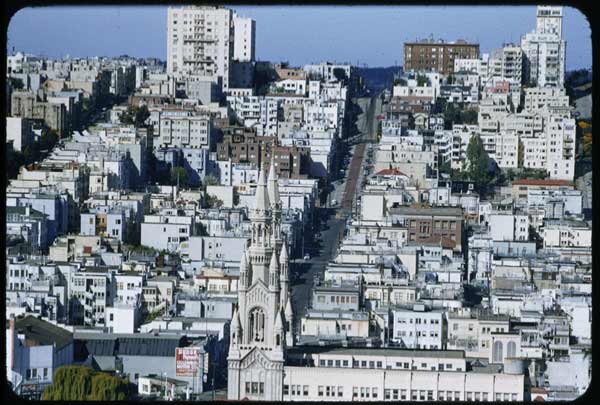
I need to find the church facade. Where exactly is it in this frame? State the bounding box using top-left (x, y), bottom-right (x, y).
top-left (227, 162), bottom-right (294, 401)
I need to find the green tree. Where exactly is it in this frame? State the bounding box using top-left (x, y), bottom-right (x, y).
top-left (134, 104), bottom-right (150, 127)
top-left (416, 74), bottom-right (429, 87)
top-left (465, 134), bottom-right (490, 194)
top-left (170, 166), bottom-right (189, 188)
top-left (202, 174), bottom-right (219, 189)
top-left (42, 366), bottom-right (130, 401)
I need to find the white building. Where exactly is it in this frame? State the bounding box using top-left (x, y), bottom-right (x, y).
top-left (391, 304), bottom-right (445, 350)
top-left (167, 6), bottom-right (234, 90)
top-left (521, 6), bottom-right (566, 88)
top-left (233, 15), bottom-right (255, 62)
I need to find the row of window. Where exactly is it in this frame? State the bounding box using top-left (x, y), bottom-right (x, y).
top-left (26, 367), bottom-right (49, 380)
top-left (397, 317), bottom-right (441, 324)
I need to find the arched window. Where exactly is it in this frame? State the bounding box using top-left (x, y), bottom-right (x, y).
top-left (493, 340), bottom-right (503, 363)
top-left (276, 334), bottom-right (281, 346)
top-left (249, 307), bottom-right (265, 342)
top-left (507, 341), bottom-right (516, 358)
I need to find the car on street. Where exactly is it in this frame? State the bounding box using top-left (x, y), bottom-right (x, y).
top-left (304, 254), bottom-right (311, 261)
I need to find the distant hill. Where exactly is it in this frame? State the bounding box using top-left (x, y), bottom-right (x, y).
top-left (356, 66), bottom-right (403, 93)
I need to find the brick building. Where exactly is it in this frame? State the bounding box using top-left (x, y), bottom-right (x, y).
top-left (404, 39), bottom-right (479, 75)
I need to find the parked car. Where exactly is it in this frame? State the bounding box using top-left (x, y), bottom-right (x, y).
top-left (304, 254), bottom-right (311, 261)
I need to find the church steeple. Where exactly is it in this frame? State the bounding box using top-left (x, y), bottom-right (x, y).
top-left (279, 242), bottom-right (290, 306)
top-left (253, 167), bottom-right (271, 215)
top-left (267, 158), bottom-right (280, 209)
top-left (228, 158), bottom-right (289, 401)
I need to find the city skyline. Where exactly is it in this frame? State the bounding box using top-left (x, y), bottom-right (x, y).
top-left (7, 5), bottom-right (592, 69)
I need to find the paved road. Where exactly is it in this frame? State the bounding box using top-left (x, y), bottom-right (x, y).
top-left (289, 95), bottom-right (377, 329)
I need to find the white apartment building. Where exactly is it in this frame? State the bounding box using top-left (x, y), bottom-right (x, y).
top-left (226, 95), bottom-right (280, 137)
top-left (521, 6), bottom-right (566, 88)
top-left (450, 124), bottom-right (478, 170)
top-left (391, 304), bottom-right (445, 350)
top-left (488, 212), bottom-right (529, 242)
top-left (541, 220), bottom-right (591, 248)
top-left (283, 348), bottom-right (525, 402)
top-left (167, 6), bottom-right (234, 89)
top-left (69, 268), bottom-right (115, 326)
top-left (158, 115), bottom-right (212, 149)
top-left (523, 87), bottom-right (570, 114)
top-left (543, 115), bottom-right (576, 180)
top-left (232, 15), bottom-right (255, 62)
top-left (488, 45), bottom-right (523, 84)
top-left (140, 210), bottom-right (195, 252)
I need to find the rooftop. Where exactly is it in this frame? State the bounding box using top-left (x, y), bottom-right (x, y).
top-left (10, 315), bottom-right (73, 350)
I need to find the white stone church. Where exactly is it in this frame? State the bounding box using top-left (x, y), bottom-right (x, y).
top-left (227, 162), bottom-right (526, 401)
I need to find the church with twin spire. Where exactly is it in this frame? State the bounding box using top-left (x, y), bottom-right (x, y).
top-left (227, 160), bottom-right (294, 401)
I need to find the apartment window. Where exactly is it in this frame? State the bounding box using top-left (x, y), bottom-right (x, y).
top-left (411, 390), bottom-right (418, 400)
top-left (283, 385), bottom-right (289, 396)
top-left (318, 386), bottom-right (324, 397)
top-left (342, 360), bottom-right (349, 367)
top-left (327, 360), bottom-right (333, 367)
top-left (353, 387), bottom-right (359, 398)
top-left (320, 359), bottom-right (326, 366)
top-left (337, 386), bottom-right (343, 397)
top-left (303, 386), bottom-right (309, 396)
top-left (385, 389), bottom-right (391, 400)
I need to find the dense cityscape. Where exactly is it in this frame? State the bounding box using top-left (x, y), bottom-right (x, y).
top-left (4, 5), bottom-right (592, 402)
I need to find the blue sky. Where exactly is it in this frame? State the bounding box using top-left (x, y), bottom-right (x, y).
top-left (7, 5), bottom-right (592, 69)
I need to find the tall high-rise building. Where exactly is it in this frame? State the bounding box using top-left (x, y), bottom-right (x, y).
top-left (227, 161), bottom-right (294, 401)
top-left (521, 6), bottom-right (566, 88)
top-left (167, 6), bottom-right (234, 90)
top-left (233, 15), bottom-right (256, 62)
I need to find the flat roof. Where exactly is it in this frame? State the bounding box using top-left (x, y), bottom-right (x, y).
top-left (288, 346), bottom-right (465, 359)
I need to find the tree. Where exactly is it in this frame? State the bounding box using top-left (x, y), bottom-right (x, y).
top-left (333, 68), bottom-right (348, 84)
top-left (134, 104), bottom-right (150, 128)
top-left (465, 134), bottom-right (490, 194)
top-left (170, 167), bottom-right (189, 188)
top-left (42, 366), bottom-right (130, 401)
top-left (202, 174), bottom-right (219, 190)
top-left (416, 74), bottom-right (429, 87)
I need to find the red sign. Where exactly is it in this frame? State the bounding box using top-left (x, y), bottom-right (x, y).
top-left (175, 347), bottom-right (200, 377)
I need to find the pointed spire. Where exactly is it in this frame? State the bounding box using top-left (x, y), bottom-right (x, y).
top-left (269, 249), bottom-right (279, 273)
top-left (274, 307), bottom-right (285, 331)
top-left (231, 307), bottom-right (241, 331)
top-left (285, 297), bottom-right (293, 318)
top-left (267, 158), bottom-right (280, 207)
top-left (253, 167), bottom-right (270, 212)
top-left (279, 242), bottom-right (288, 264)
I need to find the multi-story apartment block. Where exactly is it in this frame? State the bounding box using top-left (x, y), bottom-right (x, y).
top-left (388, 206), bottom-right (464, 253)
top-left (391, 304), bottom-right (446, 350)
top-left (488, 44), bottom-right (523, 84)
top-left (233, 15), bottom-right (256, 62)
top-left (140, 209), bottom-right (195, 252)
top-left (404, 39), bottom-right (479, 75)
top-left (158, 115), bottom-right (212, 149)
top-left (69, 267), bottom-right (115, 326)
top-left (521, 6), bottom-right (566, 88)
top-left (167, 6), bottom-right (234, 90)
